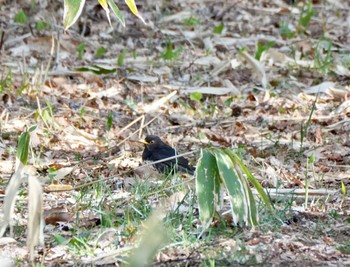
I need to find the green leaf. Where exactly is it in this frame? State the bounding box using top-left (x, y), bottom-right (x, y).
top-left (77, 43), bottom-right (86, 60)
top-left (29, 125), bottom-right (37, 132)
top-left (161, 39), bottom-right (183, 60)
top-left (183, 16), bottom-right (200, 26)
top-left (76, 65), bottom-right (116, 75)
top-left (95, 46), bottom-right (107, 58)
top-left (63, 0), bottom-right (86, 31)
top-left (17, 131), bottom-right (30, 165)
top-left (108, 0), bottom-right (125, 27)
top-left (224, 149), bottom-right (259, 225)
top-left (226, 149), bottom-right (273, 211)
top-left (341, 181), bottom-right (347, 197)
top-left (98, 0), bottom-right (108, 9)
top-left (14, 10), bottom-right (28, 24)
top-left (196, 149), bottom-right (220, 226)
top-left (35, 20), bottom-right (49, 31)
top-left (213, 22), bottom-right (224, 34)
top-left (298, 2), bottom-right (315, 29)
top-left (337, 242), bottom-right (350, 254)
top-left (106, 111), bottom-right (113, 131)
top-left (98, 0), bottom-right (112, 26)
top-left (255, 41), bottom-right (275, 60)
top-left (117, 49), bottom-right (128, 66)
top-left (53, 234), bottom-right (66, 245)
top-left (190, 92), bottom-right (203, 101)
top-left (213, 149), bottom-right (249, 224)
top-left (280, 21), bottom-right (295, 39)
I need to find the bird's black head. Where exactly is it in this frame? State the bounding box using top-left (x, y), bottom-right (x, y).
top-left (141, 135), bottom-right (164, 150)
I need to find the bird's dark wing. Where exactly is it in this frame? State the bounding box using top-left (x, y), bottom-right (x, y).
top-left (156, 146), bottom-right (195, 174)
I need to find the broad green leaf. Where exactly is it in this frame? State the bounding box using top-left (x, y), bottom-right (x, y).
top-left (108, 0), bottom-right (125, 27)
top-left (125, 0), bottom-right (145, 24)
top-left (224, 149), bottom-right (258, 225)
top-left (196, 149), bottom-right (220, 226)
top-left (17, 131), bottom-right (30, 165)
top-left (63, 0), bottom-right (86, 31)
top-left (214, 149), bottom-right (247, 224)
top-left (227, 149), bottom-right (272, 210)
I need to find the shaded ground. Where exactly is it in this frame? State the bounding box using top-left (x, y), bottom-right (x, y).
top-left (1, 0), bottom-right (350, 266)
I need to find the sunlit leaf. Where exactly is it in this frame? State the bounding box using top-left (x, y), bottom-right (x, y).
top-left (190, 92), bottom-right (203, 101)
top-left (125, 0), bottom-right (145, 24)
top-left (98, 0), bottom-right (112, 26)
top-left (341, 181), bottom-right (347, 197)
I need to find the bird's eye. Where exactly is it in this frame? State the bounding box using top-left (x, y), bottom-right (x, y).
top-left (150, 140), bottom-right (155, 144)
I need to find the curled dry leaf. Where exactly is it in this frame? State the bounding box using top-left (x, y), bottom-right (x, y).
top-left (205, 130), bottom-right (233, 145)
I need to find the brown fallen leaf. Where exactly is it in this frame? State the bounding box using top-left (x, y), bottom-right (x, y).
top-left (44, 207), bottom-right (71, 225)
top-left (45, 184), bottom-right (73, 192)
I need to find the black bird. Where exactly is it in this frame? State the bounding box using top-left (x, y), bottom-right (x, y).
top-left (140, 135), bottom-right (195, 175)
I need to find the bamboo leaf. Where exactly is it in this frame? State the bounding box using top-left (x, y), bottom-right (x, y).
top-left (98, 0), bottom-right (112, 26)
top-left (0, 162), bottom-right (25, 237)
top-left (213, 149), bottom-right (248, 224)
top-left (27, 171), bottom-right (44, 261)
top-left (227, 149), bottom-right (273, 210)
top-left (63, 0), bottom-right (86, 31)
top-left (108, 0), bottom-right (125, 27)
top-left (196, 149), bottom-right (220, 226)
top-left (17, 130), bottom-right (30, 165)
top-left (124, 0), bottom-right (145, 24)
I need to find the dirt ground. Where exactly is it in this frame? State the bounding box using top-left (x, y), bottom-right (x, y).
top-left (1, 0), bottom-right (350, 266)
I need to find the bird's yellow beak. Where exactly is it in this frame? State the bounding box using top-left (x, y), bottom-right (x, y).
top-left (138, 139), bottom-right (149, 145)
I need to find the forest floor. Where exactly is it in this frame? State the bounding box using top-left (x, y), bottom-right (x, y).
top-left (0, 0), bottom-right (350, 266)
